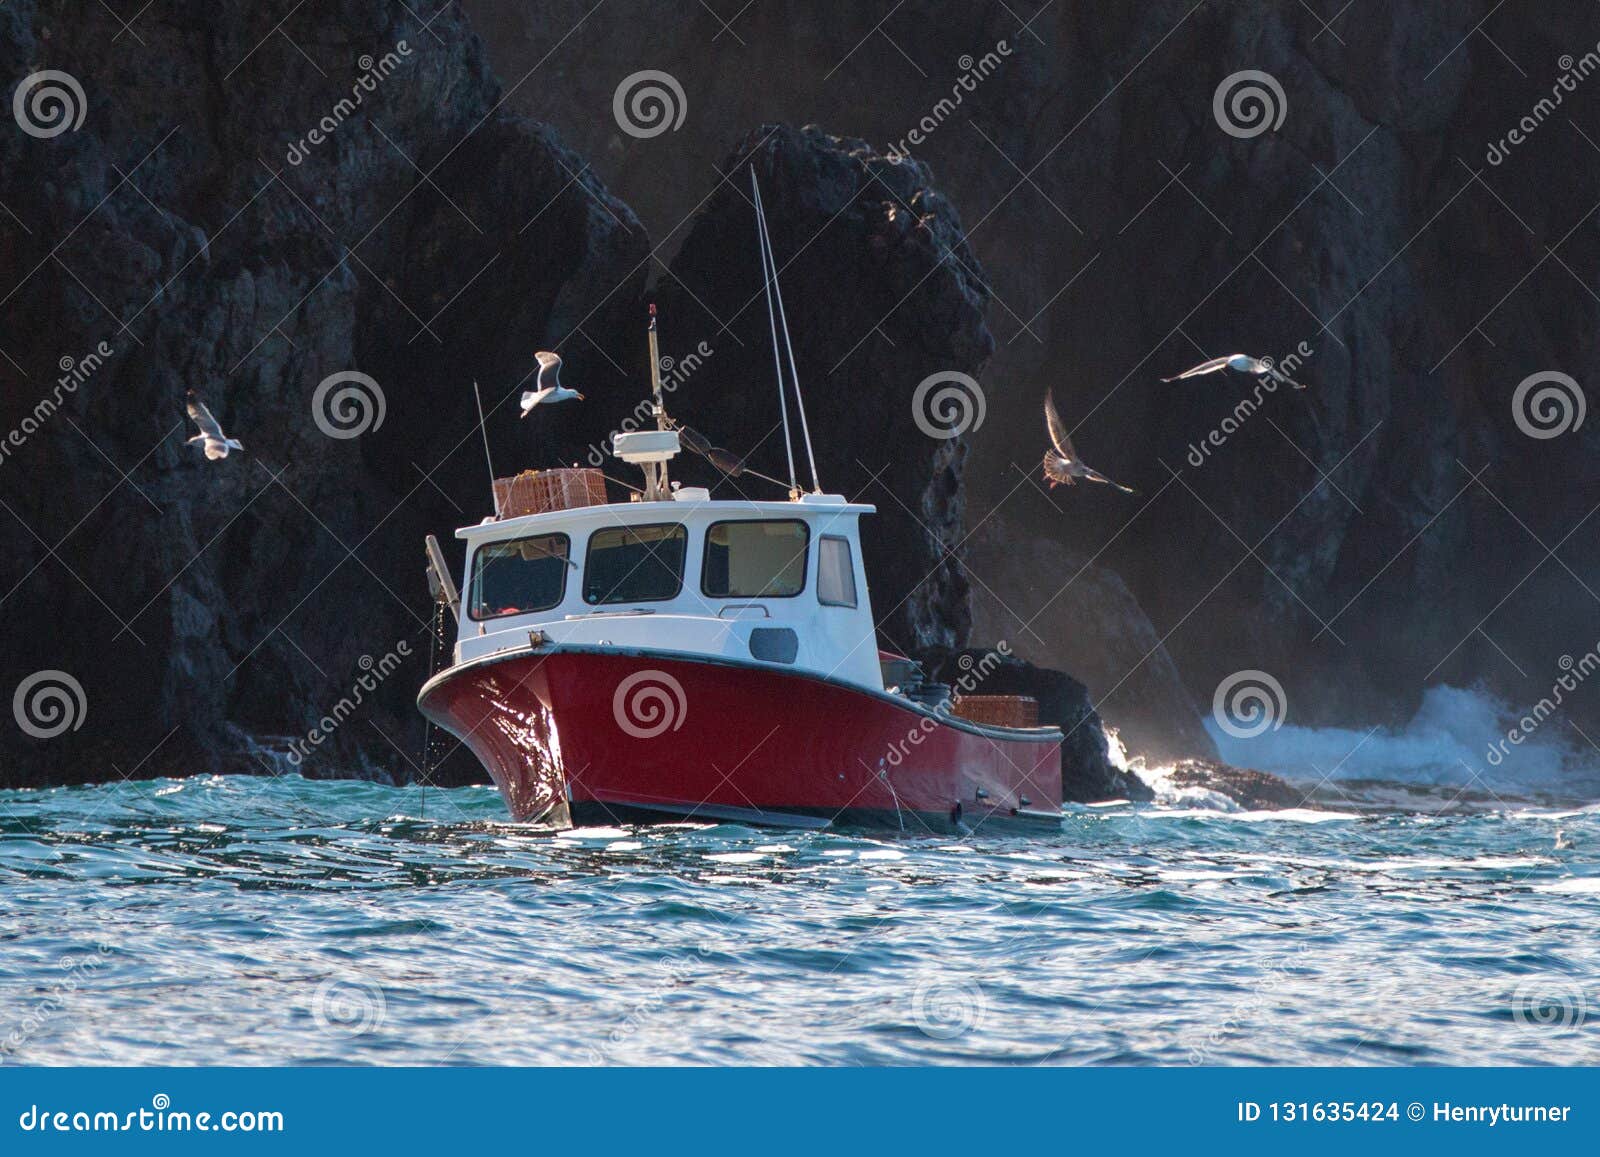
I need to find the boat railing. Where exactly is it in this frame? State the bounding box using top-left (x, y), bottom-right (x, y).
top-left (716, 603), bottom-right (772, 619)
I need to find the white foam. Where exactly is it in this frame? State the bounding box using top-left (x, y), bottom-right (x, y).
top-left (1208, 684), bottom-right (1600, 799)
top-left (1133, 806), bottom-right (1357, 823)
top-left (1535, 877), bottom-right (1600, 894)
top-left (556, 826), bottom-right (631, 840)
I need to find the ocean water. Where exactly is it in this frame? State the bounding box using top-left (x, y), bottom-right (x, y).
top-left (2, 769), bottom-right (1597, 1066)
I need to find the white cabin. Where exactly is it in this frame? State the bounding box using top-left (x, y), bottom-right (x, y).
top-left (451, 492), bottom-right (885, 693)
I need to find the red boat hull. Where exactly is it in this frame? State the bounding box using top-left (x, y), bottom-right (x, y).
top-left (418, 648), bottom-right (1062, 834)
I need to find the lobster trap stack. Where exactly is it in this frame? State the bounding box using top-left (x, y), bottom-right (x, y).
top-left (950, 695), bottom-right (1040, 729)
top-left (492, 468), bottom-right (608, 518)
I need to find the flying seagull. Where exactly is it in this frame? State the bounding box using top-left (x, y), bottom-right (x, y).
top-left (1162, 353), bottom-right (1305, 389)
top-left (519, 351), bottom-right (584, 416)
top-left (1041, 390), bottom-right (1135, 494)
top-left (185, 390), bottom-right (243, 460)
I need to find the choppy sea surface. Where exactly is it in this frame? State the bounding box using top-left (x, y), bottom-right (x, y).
top-left (1, 773), bottom-right (1597, 1066)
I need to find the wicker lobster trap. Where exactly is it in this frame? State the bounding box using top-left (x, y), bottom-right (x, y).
top-left (949, 694), bottom-right (1040, 729)
top-left (492, 468), bottom-right (608, 518)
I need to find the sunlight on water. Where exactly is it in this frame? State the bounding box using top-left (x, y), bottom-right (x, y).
top-left (1, 773), bottom-right (1597, 1066)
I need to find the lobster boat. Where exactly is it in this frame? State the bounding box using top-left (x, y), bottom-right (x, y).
top-left (416, 173), bottom-right (1063, 834)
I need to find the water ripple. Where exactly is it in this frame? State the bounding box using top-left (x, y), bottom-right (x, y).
top-left (0, 775), bottom-right (1597, 1065)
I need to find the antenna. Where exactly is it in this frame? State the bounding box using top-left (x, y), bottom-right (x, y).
top-left (472, 379), bottom-right (499, 516)
top-left (750, 167), bottom-right (822, 494)
top-left (634, 304), bottom-right (673, 501)
top-left (751, 167), bottom-right (800, 497)
top-left (648, 303), bottom-right (667, 431)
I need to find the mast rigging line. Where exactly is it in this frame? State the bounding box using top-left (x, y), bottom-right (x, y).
top-left (750, 167), bottom-right (822, 495)
top-left (751, 167), bottom-right (800, 497)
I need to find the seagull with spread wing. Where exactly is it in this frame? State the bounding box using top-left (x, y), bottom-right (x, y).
top-left (185, 390), bottom-right (243, 460)
top-left (519, 351), bottom-right (584, 416)
top-left (1161, 353), bottom-right (1305, 389)
top-left (1041, 390), bottom-right (1135, 494)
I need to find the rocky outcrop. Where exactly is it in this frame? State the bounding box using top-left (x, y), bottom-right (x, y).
top-left (0, 1), bottom-right (647, 785)
top-left (1153, 758), bottom-right (1304, 811)
top-left (918, 648), bottom-right (1153, 802)
top-left (655, 123), bottom-right (992, 652)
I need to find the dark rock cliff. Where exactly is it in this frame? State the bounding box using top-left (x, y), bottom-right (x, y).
top-left (15, 0), bottom-right (1587, 799)
top-left (0, 1), bottom-right (647, 784)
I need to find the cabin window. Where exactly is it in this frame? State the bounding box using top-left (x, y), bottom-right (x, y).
top-left (583, 523), bottom-right (687, 604)
top-left (817, 535), bottom-right (857, 608)
top-left (701, 520), bottom-right (809, 598)
top-left (469, 533), bottom-right (570, 620)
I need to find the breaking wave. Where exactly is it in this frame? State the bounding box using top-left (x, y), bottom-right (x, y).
top-left (1207, 684), bottom-right (1600, 801)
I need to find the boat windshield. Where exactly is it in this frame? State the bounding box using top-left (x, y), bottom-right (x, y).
top-left (583, 523), bottom-right (687, 604)
top-left (702, 519), bottom-right (809, 598)
top-left (470, 533), bottom-right (570, 619)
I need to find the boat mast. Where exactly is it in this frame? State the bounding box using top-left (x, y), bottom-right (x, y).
top-left (643, 304), bottom-right (671, 501)
top-left (750, 167), bottom-right (822, 496)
